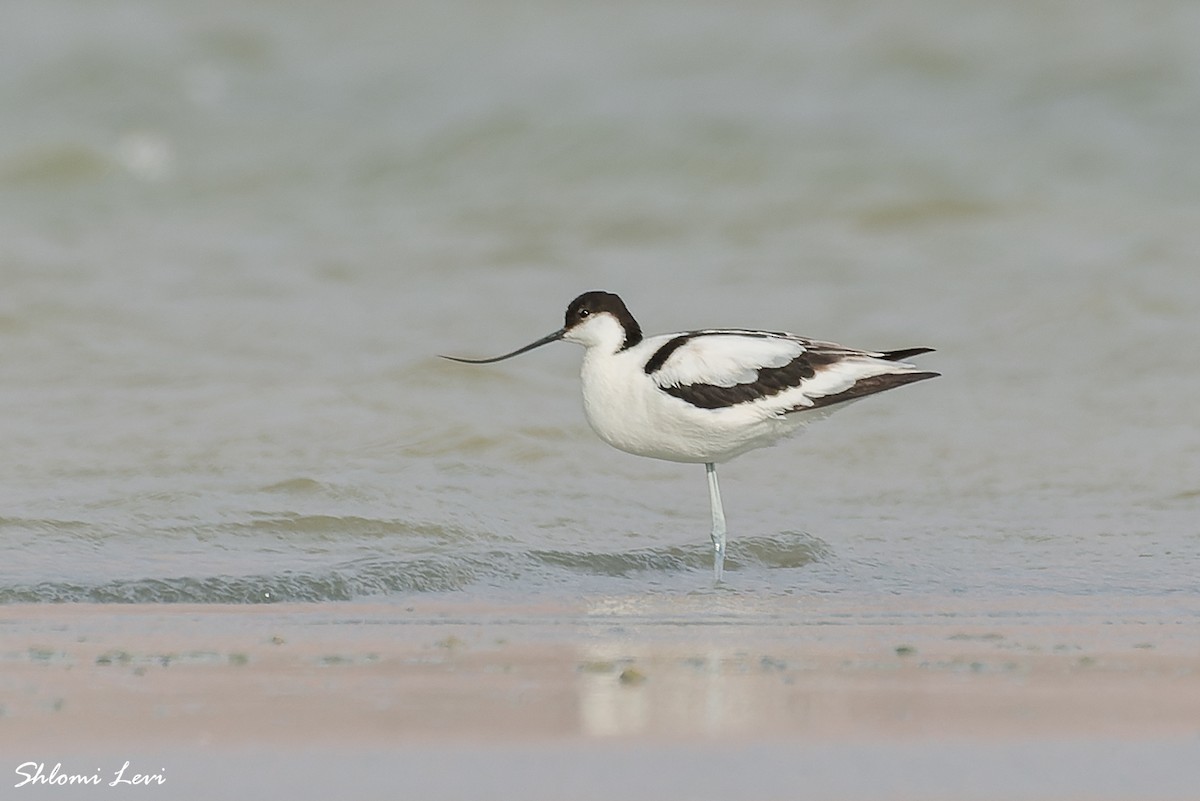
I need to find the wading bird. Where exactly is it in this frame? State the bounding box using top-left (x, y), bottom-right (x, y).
top-left (444, 291), bottom-right (937, 582)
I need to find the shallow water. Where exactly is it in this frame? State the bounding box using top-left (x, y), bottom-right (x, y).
top-left (2, 0), bottom-right (1198, 604)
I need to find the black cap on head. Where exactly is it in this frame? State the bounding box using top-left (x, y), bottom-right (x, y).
top-left (564, 291), bottom-right (642, 350)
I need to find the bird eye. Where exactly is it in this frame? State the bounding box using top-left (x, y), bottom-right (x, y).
top-left (579, 309), bottom-right (590, 318)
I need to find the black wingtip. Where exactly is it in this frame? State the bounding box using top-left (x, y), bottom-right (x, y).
top-left (880, 347), bottom-right (935, 362)
top-left (794, 370), bottom-right (940, 413)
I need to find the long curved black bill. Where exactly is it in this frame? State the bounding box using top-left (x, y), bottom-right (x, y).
top-left (440, 328), bottom-right (566, 364)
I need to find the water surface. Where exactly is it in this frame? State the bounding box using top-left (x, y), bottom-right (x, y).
top-left (2, 0), bottom-right (1197, 604)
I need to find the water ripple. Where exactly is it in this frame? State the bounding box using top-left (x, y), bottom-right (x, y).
top-left (0, 533), bottom-right (829, 604)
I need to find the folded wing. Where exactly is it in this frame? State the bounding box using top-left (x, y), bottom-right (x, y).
top-left (645, 330), bottom-right (937, 412)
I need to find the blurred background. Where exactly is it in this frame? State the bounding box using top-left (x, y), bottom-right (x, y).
top-left (1, 0), bottom-right (1197, 602)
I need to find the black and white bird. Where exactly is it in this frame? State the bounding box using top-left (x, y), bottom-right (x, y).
top-left (444, 291), bottom-right (938, 582)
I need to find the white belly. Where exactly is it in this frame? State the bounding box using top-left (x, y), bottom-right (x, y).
top-left (578, 349), bottom-right (812, 464)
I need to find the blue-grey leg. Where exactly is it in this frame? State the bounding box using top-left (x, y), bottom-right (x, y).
top-left (705, 462), bottom-right (726, 582)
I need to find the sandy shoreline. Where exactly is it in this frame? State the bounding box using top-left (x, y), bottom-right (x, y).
top-left (3, 595), bottom-right (1199, 799)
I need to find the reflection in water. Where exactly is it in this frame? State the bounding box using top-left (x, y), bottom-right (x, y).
top-left (579, 644), bottom-right (741, 738)
top-left (576, 593), bottom-right (813, 739)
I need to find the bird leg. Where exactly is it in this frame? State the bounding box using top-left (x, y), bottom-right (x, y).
top-left (705, 462), bottom-right (726, 582)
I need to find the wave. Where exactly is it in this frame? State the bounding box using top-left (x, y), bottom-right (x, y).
top-left (0, 533), bottom-right (828, 604)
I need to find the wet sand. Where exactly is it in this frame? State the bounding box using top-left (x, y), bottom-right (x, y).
top-left (3, 596), bottom-right (1199, 800)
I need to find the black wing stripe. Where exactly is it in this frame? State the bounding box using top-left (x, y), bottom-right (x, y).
top-left (643, 335), bottom-right (691, 375)
top-left (644, 330), bottom-right (797, 376)
top-left (663, 351), bottom-right (841, 409)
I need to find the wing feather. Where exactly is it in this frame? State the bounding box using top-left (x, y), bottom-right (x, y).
top-left (647, 330), bottom-right (817, 389)
top-left (644, 329), bottom-right (934, 411)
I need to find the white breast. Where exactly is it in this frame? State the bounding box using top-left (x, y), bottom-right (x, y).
top-left (577, 344), bottom-right (809, 464)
